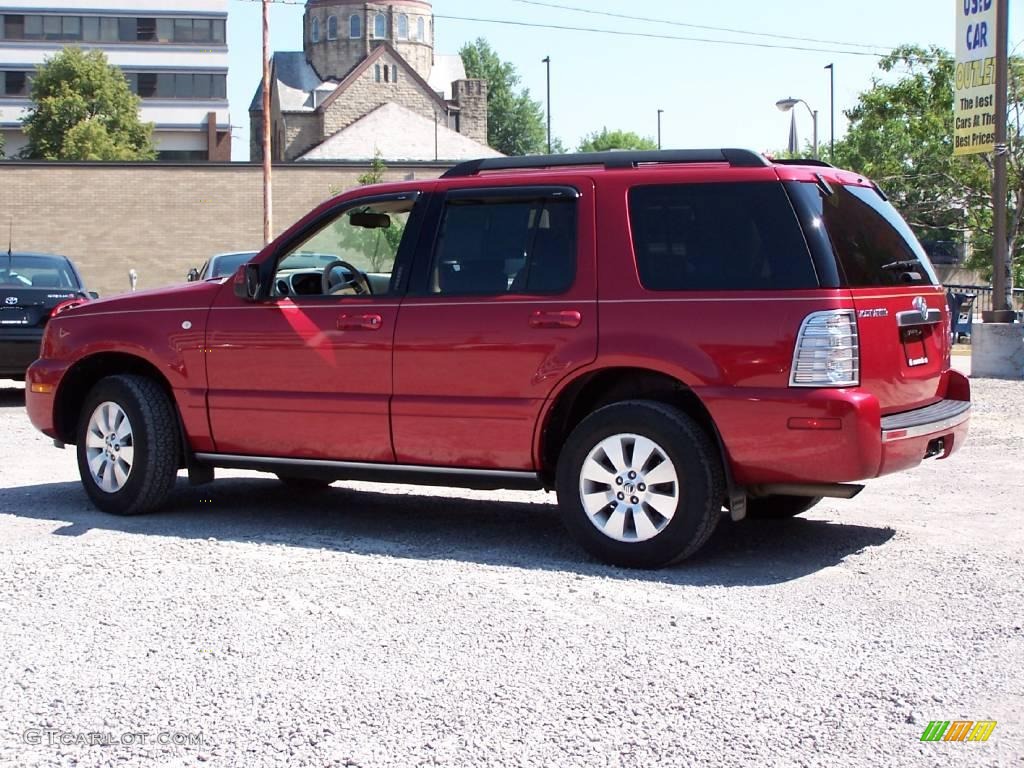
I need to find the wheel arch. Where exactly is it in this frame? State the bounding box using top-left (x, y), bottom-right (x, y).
top-left (53, 352), bottom-right (180, 449)
top-left (536, 366), bottom-right (733, 493)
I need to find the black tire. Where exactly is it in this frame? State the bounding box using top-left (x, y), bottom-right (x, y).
top-left (746, 495), bottom-right (822, 519)
top-left (275, 474), bottom-right (333, 491)
top-left (76, 374), bottom-right (180, 516)
top-left (555, 400), bottom-right (724, 569)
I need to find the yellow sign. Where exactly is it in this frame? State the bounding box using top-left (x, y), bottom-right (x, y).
top-left (955, 0), bottom-right (998, 155)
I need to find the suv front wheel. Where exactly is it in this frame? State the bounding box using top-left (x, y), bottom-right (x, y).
top-left (76, 374), bottom-right (180, 515)
top-left (555, 400), bottom-right (723, 568)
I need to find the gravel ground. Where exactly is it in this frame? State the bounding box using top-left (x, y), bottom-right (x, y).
top-left (0, 360), bottom-right (1022, 768)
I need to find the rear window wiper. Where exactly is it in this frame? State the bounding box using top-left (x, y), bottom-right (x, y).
top-left (880, 258), bottom-right (921, 271)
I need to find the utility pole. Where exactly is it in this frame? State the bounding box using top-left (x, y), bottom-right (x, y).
top-left (657, 109), bottom-right (664, 150)
top-left (261, 0), bottom-right (273, 246)
top-left (542, 56), bottom-right (551, 154)
top-left (824, 63), bottom-right (834, 163)
top-left (990, 0), bottom-right (1012, 319)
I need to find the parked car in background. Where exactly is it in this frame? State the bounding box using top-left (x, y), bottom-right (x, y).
top-left (25, 150), bottom-right (971, 568)
top-left (187, 251), bottom-right (258, 282)
top-left (0, 252), bottom-right (94, 379)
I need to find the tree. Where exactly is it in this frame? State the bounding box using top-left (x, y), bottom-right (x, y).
top-left (577, 128), bottom-right (658, 153)
top-left (0, 132), bottom-right (5, 159)
top-left (21, 47), bottom-right (156, 161)
top-left (833, 44), bottom-right (1024, 286)
top-left (460, 38), bottom-right (547, 156)
top-left (357, 150), bottom-right (387, 186)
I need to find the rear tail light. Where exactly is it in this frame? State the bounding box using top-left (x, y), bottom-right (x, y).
top-left (50, 298), bottom-right (87, 317)
top-left (790, 309), bottom-right (859, 387)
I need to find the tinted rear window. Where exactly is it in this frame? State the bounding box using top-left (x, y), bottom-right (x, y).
top-left (629, 182), bottom-right (818, 291)
top-left (791, 182), bottom-right (938, 287)
top-left (0, 255), bottom-right (80, 289)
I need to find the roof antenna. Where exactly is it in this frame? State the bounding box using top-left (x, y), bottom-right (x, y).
top-left (6, 218), bottom-right (12, 275)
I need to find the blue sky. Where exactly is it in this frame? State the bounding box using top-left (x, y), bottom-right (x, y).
top-left (227, 0), bottom-right (1024, 161)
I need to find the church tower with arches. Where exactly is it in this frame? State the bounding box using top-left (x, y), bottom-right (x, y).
top-left (250, 0), bottom-right (495, 163)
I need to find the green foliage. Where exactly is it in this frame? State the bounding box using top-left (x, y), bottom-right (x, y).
top-left (0, 132), bottom-right (5, 159)
top-left (460, 38), bottom-right (547, 156)
top-left (357, 150), bottom-right (387, 186)
top-left (833, 44), bottom-right (1024, 286)
top-left (577, 128), bottom-right (658, 153)
top-left (21, 47), bottom-right (156, 161)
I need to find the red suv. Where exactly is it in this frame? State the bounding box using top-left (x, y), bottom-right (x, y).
top-left (25, 150), bottom-right (971, 568)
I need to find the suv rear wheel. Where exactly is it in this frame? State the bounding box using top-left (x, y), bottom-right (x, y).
top-left (555, 400), bottom-right (723, 568)
top-left (76, 375), bottom-right (179, 515)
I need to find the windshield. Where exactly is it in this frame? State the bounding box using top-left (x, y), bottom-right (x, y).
top-left (0, 254), bottom-right (81, 289)
top-left (209, 252), bottom-right (257, 278)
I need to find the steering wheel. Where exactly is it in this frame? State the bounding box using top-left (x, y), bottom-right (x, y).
top-left (321, 260), bottom-right (372, 296)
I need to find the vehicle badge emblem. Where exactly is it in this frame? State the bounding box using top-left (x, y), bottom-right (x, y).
top-left (912, 296), bottom-right (928, 320)
top-left (4, 296), bottom-right (16, 305)
top-left (181, 320), bottom-right (193, 330)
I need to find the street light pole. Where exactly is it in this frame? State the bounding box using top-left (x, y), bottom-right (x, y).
top-left (261, 0), bottom-right (272, 245)
top-left (657, 109), bottom-right (664, 150)
top-left (824, 63), bottom-right (835, 162)
top-left (542, 56), bottom-right (552, 154)
top-left (775, 97), bottom-right (819, 160)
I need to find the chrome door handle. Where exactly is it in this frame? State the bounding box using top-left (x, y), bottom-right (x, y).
top-left (529, 310), bottom-right (582, 329)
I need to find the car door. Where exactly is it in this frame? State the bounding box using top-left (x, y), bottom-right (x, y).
top-left (204, 191), bottom-right (424, 461)
top-left (391, 181), bottom-right (597, 470)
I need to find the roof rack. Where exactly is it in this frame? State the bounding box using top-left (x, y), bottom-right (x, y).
top-left (771, 158), bottom-right (835, 168)
top-left (441, 148), bottom-right (769, 179)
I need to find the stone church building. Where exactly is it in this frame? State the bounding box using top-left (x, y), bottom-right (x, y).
top-left (249, 0), bottom-right (500, 163)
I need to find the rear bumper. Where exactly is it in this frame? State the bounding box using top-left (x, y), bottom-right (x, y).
top-left (881, 398), bottom-right (971, 442)
top-left (704, 369), bottom-right (971, 485)
top-left (0, 330), bottom-right (44, 377)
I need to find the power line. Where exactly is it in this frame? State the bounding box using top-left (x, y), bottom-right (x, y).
top-left (508, 0), bottom-right (896, 53)
top-left (432, 14), bottom-right (888, 57)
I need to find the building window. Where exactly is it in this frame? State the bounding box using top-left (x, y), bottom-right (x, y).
top-left (1, 71), bottom-right (30, 97)
top-left (397, 14), bottom-right (408, 39)
top-left (416, 17), bottom-right (425, 41)
top-left (125, 71), bottom-right (226, 100)
top-left (384, 65), bottom-right (390, 83)
top-left (349, 14), bottom-right (360, 38)
top-left (374, 64), bottom-right (381, 83)
top-left (311, 16), bottom-right (319, 43)
top-left (373, 13), bottom-right (386, 39)
top-left (0, 13), bottom-right (224, 44)
top-left (393, 66), bottom-right (398, 83)
top-left (327, 15), bottom-right (337, 40)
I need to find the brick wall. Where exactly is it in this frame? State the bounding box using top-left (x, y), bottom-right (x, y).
top-left (0, 161), bottom-right (449, 297)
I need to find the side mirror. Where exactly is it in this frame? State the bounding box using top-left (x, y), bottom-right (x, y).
top-left (186, 268), bottom-right (200, 282)
top-left (233, 263), bottom-right (263, 301)
top-left (87, 291), bottom-right (99, 299)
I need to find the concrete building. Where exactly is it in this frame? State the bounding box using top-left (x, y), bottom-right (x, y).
top-left (250, 0), bottom-right (497, 163)
top-left (0, 0), bottom-right (230, 160)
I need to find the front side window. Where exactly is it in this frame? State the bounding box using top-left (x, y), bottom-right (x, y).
top-left (373, 13), bottom-right (386, 39)
top-left (349, 14), bottom-right (361, 38)
top-left (629, 182), bottom-right (818, 291)
top-left (789, 182), bottom-right (939, 287)
top-left (326, 15), bottom-right (337, 40)
top-left (429, 194), bottom-right (577, 296)
top-left (272, 199), bottom-right (414, 298)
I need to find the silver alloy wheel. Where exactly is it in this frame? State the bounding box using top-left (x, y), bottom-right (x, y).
top-left (578, 433), bottom-right (680, 543)
top-left (84, 401), bottom-right (135, 494)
